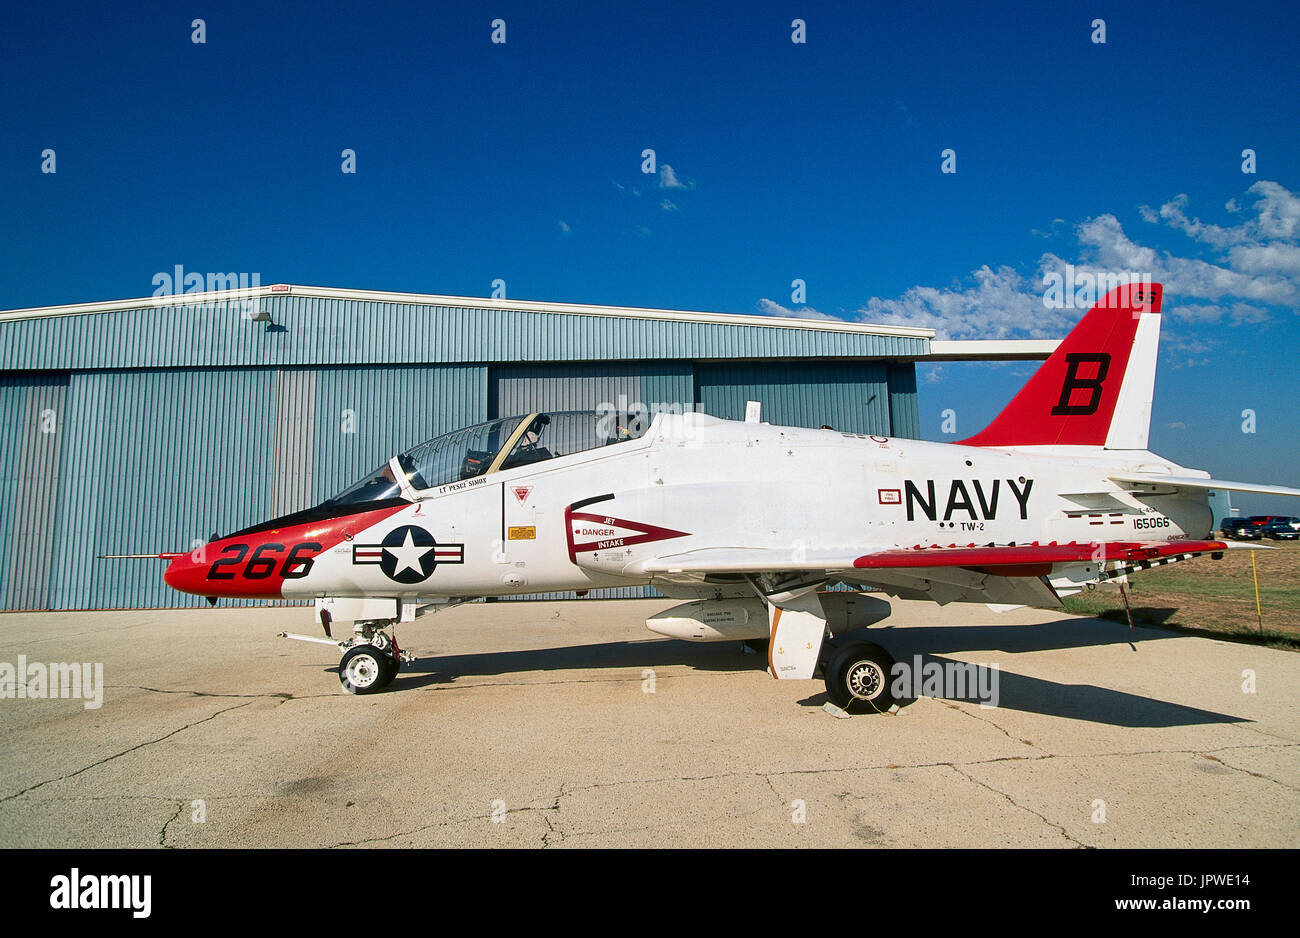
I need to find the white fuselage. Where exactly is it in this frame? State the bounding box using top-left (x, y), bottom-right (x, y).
top-left (281, 412), bottom-right (1212, 602)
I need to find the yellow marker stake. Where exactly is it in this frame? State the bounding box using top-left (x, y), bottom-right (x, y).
top-left (1251, 550), bottom-right (1263, 635)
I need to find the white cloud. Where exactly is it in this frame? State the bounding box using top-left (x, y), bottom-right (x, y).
top-left (1139, 193), bottom-right (1245, 248)
top-left (766, 180), bottom-right (1300, 342)
top-left (1140, 180), bottom-right (1300, 259)
top-left (1031, 218), bottom-right (1066, 239)
top-left (856, 265), bottom-right (1067, 340)
top-left (660, 199), bottom-right (679, 212)
top-left (557, 220), bottom-right (571, 233)
top-left (756, 298), bottom-right (841, 321)
top-left (1228, 242), bottom-right (1300, 276)
top-left (658, 164), bottom-right (693, 190)
top-left (1251, 180), bottom-right (1300, 239)
top-left (1083, 201), bottom-right (1298, 305)
top-left (1167, 302), bottom-right (1270, 325)
top-left (1160, 327), bottom-right (1215, 356)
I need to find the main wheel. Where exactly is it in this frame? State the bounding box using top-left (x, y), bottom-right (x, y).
top-left (825, 642), bottom-right (896, 713)
top-left (339, 644), bottom-right (393, 695)
top-left (376, 653), bottom-right (399, 689)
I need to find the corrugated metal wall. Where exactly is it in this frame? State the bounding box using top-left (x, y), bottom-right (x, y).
top-left (272, 369), bottom-right (317, 517)
top-left (694, 361), bottom-right (893, 435)
top-left (493, 362), bottom-right (641, 417)
top-left (886, 364), bottom-right (920, 439)
top-left (0, 375), bottom-right (27, 602)
top-left (311, 364), bottom-right (487, 504)
top-left (49, 369), bottom-right (278, 609)
top-left (2, 375), bottom-right (68, 609)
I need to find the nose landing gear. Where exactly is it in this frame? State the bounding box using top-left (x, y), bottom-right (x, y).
top-left (278, 619), bottom-right (414, 694)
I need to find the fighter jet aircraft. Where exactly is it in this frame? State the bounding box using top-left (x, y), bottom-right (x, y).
top-left (157, 282), bottom-right (1300, 708)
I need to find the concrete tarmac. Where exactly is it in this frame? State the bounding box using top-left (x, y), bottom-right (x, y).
top-left (0, 598), bottom-right (1296, 848)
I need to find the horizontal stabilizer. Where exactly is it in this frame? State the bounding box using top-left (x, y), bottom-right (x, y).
top-left (1110, 473), bottom-right (1300, 498)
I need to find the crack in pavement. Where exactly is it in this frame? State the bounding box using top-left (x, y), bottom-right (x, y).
top-left (326, 795), bottom-right (564, 848)
top-left (947, 763), bottom-right (1090, 848)
top-left (158, 800), bottom-right (186, 848)
top-left (1199, 751), bottom-right (1300, 793)
top-left (1233, 723), bottom-right (1300, 746)
top-left (542, 782), bottom-right (565, 848)
top-left (114, 685), bottom-right (296, 701)
top-left (939, 699), bottom-right (1044, 752)
top-left (0, 700), bottom-right (258, 804)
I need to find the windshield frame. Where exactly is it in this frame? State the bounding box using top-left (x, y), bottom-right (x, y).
top-left (327, 410), bottom-right (660, 508)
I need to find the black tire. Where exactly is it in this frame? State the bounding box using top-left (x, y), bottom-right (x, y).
top-left (825, 642), bottom-right (896, 713)
top-left (376, 652), bottom-right (399, 688)
top-left (339, 644), bottom-right (392, 695)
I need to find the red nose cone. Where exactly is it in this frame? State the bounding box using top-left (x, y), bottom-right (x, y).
top-left (163, 553), bottom-right (210, 596)
top-left (162, 539), bottom-right (287, 600)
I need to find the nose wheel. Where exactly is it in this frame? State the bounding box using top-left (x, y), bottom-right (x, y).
top-left (278, 620), bottom-right (413, 694)
top-left (339, 644), bottom-right (397, 694)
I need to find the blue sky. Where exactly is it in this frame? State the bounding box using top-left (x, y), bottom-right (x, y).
top-left (3, 0), bottom-right (1298, 512)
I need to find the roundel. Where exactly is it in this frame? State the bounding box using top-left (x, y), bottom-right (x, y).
top-left (351, 525), bottom-right (465, 584)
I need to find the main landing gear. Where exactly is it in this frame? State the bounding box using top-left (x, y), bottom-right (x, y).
top-left (821, 640), bottom-right (897, 714)
top-left (758, 585), bottom-right (898, 714)
top-left (279, 619), bottom-right (414, 695)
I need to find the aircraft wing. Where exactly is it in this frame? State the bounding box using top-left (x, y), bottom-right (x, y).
top-left (637, 539), bottom-right (1225, 576)
top-left (851, 539), bottom-right (1226, 569)
top-left (635, 539), bottom-right (1226, 607)
top-left (1109, 472), bottom-right (1300, 498)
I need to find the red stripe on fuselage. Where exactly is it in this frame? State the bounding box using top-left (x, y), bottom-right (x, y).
top-left (163, 502), bottom-right (409, 599)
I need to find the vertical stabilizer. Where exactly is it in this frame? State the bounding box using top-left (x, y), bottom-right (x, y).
top-left (961, 282), bottom-right (1162, 448)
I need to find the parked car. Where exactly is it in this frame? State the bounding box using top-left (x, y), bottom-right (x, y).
top-left (1261, 520), bottom-right (1299, 541)
top-left (1220, 518), bottom-right (1262, 539)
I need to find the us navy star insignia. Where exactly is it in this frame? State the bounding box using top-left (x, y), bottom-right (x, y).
top-left (352, 525), bottom-right (465, 584)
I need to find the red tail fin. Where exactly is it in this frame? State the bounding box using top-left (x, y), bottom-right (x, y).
top-left (961, 282), bottom-right (1163, 448)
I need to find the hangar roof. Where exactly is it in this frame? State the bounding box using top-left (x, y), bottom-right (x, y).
top-left (0, 283), bottom-right (934, 370)
top-left (0, 283), bottom-right (1055, 369)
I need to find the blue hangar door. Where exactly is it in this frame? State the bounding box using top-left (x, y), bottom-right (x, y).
top-left (0, 373), bottom-right (68, 610)
top-left (693, 361), bottom-right (895, 436)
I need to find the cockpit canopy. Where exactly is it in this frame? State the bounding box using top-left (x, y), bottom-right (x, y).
top-left (326, 410), bottom-right (650, 507)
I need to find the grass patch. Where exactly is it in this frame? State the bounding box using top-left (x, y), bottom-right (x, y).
top-left (1060, 541), bottom-right (1300, 650)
